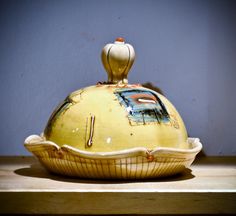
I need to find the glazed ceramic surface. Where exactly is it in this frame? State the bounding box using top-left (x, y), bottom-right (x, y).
top-left (24, 38), bottom-right (202, 179)
top-left (101, 37), bottom-right (135, 84)
top-left (25, 135), bottom-right (202, 179)
top-left (44, 84), bottom-right (188, 152)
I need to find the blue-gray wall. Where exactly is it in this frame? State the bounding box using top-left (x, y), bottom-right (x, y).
top-left (0, 0), bottom-right (235, 155)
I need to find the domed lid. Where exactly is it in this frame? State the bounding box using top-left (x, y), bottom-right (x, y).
top-left (43, 38), bottom-right (189, 152)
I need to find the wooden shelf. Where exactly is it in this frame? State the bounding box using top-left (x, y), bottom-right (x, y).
top-left (0, 156), bottom-right (236, 214)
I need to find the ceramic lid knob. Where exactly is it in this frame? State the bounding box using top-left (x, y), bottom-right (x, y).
top-left (101, 38), bottom-right (135, 84)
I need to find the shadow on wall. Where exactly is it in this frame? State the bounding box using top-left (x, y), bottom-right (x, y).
top-left (142, 82), bottom-right (165, 96)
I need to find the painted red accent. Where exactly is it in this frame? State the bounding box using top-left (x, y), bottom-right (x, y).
top-left (130, 93), bottom-right (157, 104)
top-left (146, 151), bottom-right (155, 162)
top-left (116, 37), bottom-right (125, 42)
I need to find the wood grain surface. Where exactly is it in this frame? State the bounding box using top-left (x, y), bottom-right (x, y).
top-left (0, 156), bottom-right (235, 214)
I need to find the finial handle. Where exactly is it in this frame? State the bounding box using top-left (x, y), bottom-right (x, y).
top-left (101, 38), bottom-right (135, 84)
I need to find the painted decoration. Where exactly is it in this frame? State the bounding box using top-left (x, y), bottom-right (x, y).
top-left (115, 88), bottom-right (170, 125)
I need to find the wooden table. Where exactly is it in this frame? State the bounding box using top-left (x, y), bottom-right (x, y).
top-left (0, 156), bottom-right (236, 215)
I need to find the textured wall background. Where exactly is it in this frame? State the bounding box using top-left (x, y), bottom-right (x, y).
top-left (0, 0), bottom-right (235, 155)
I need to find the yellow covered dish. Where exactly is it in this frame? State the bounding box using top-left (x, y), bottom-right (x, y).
top-left (24, 38), bottom-right (202, 179)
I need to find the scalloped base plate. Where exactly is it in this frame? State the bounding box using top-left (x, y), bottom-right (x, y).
top-left (24, 135), bottom-right (202, 179)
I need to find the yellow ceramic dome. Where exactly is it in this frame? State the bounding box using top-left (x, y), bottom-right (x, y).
top-left (24, 38), bottom-right (202, 179)
top-left (44, 84), bottom-right (188, 152)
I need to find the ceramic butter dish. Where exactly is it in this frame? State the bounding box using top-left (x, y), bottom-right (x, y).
top-left (24, 38), bottom-right (202, 179)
